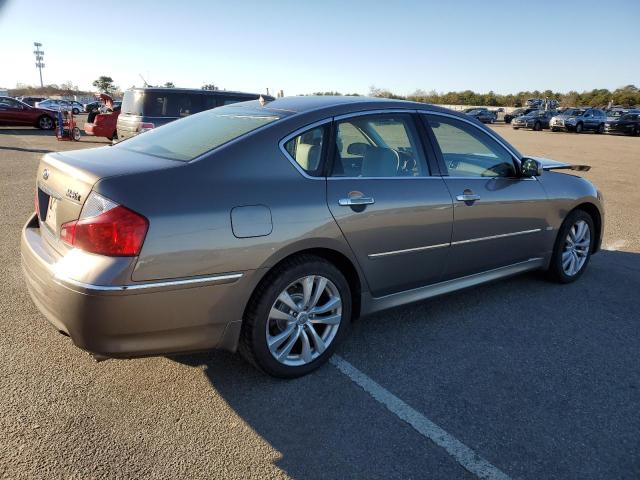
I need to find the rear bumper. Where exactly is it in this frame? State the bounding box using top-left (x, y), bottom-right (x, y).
top-left (21, 213), bottom-right (254, 358)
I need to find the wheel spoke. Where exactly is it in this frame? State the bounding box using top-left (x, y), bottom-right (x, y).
top-left (569, 226), bottom-right (577, 242)
top-left (301, 276), bottom-right (314, 308)
top-left (269, 307), bottom-right (295, 323)
top-left (268, 323), bottom-right (297, 350)
top-left (305, 324), bottom-right (326, 354)
top-left (277, 326), bottom-right (301, 360)
top-left (309, 277), bottom-right (327, 309)
top-left (310, 296), bottom-right (341, 315)
top-left (562, 252), bottom-right (572, 269)
top-left (311, 313), bottom-right (342, 326)
top-left (300, 329), bottom-right (313, 363)
top-left (278, 291), bottom-right (301, 313)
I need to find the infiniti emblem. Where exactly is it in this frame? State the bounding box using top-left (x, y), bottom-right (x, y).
top-left (42, 169), bottom-right (49, 180)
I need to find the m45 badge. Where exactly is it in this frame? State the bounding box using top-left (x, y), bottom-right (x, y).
top-left (66, 189), bottom-right (81, 202)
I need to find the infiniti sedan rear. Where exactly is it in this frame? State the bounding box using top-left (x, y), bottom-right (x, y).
top-left (22, 96), bottom-right (604, 378)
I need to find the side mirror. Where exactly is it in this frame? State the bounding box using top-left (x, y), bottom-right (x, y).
top-left (521, 158), bottom-right (543, 177)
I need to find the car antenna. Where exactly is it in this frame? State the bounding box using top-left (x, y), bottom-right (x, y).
top-left (138, 74), bottom-right (149, 87)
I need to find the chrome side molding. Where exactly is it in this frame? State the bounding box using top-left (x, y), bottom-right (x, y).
top-left (55, 272), bottom-right (244, 295)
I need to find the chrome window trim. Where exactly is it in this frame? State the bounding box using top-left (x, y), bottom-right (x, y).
top-left (420, 110), bottom-right (525, 171)
top-left (54, 272), bottom-right (243, 294)
top-left (278, 118), bottom-right (333, 180)
top-left (327, 176), bottom-right (445, 181)
top-left (333, 108), bottom-right (419, 121)
top-left (367, 228), bottom-right (542, 259)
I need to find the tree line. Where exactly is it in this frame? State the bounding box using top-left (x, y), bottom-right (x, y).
top-left (368, 85), bottom-right (640, 107)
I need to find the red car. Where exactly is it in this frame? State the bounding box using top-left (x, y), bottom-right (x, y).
top-left (0, 96), bottom-right (56, 129)
top-left (84, 93), bottom-right (120, 141)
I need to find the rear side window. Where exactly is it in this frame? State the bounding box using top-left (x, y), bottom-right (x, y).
top-left (115, 105), bottom-right (285, 161)
top-left (283, 125), bottom-right (328, 177)
top-left (145, 93), bottom-right (203, 117)
top-left (332, 114), bottom-right (428, 178)
top-left (122, 91), bottom-right (205, 117)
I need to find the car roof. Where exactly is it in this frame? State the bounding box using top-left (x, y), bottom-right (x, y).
top-left (233, 95), bottom-right (446, 116)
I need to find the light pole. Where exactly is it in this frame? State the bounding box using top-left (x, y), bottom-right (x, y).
top-left (33, 42), bottom-right (45, 87)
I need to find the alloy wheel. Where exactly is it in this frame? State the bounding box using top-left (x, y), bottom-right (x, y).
top-left (562, 220), bottom-right (591, 276)
top-left (266, 275), bottom-right (342, 367)
top-left (39, 116), bottom-right (53, 129)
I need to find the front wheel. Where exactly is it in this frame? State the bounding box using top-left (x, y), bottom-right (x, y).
top-left (596, 123), bottom-right (604, 134)
top-left (72, 127), bottom-right (81, 141)
top-left (533, 122), bottom-right (542, 131)
top-left (37, 115), bottom-right (54, 130)
top-left (575, 122), bottom-right (583, 133)
top-left (72, 108), bottom-right (80, 115)
top-left (547, 210), bottom-right (594, 283)
top-left (239, 255), bottom-right (352, 378)
top-left (551, 127), bottom-right (559, 132)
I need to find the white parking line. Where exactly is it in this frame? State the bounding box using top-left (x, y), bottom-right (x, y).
top-left (331, 355), bottom-right (512, 480)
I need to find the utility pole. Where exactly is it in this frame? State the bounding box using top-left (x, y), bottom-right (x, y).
top-left (33, 42), bottom-right (44, 87)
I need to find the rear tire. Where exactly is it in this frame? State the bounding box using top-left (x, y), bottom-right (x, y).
top-left (72, 127), bottom-right (81, 141)
top-left (534, 122), bottom-right (542, 131)
top-left (72, 108), bottom-right (80, 115)
top-left (239, 255), bottom-right (352, 378)
top-left (547, 210), bottom-right (594, 284)
top-left (551, 127), bottom-right (559, 132)
top-left (596, 123), bottom-right (604, 134)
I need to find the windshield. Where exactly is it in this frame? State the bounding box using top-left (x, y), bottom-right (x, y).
top-left (114, 104), bottom-right (287, 161)
top-left (467, 109), bottom-right (483, 115)
top-left (607, 111), bottom-right (624, 118)
top-left (563, 109), bottom-right (585, 116)
top-left (620, 114), bottom-right (635, 121)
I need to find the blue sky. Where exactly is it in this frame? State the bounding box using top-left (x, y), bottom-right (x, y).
top-left (0, 0), bottom-right (638, 95)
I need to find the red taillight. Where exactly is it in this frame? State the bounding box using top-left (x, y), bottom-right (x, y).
top-left (60, 205), bottom-right (148, 256)
top-left (139, 122), bottom-right (155, 132)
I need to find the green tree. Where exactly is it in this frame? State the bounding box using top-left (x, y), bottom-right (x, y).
top-left (202, 84), bottom-right (218, 91)
top-left (92, 76), bottom-right (117, 94)
top-left (164, 82), bottom-right (175, 88)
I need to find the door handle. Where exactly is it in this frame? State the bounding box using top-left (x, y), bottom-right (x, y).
top-left (456, 193), bottom-right (481, 202)
top-left (339, 196), bottom-right (375, 206)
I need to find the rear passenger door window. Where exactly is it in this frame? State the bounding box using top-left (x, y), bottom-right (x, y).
top-left (283, 125), bottom-right (328, 177)
top-left (331, 114), bottom-right (428, 177)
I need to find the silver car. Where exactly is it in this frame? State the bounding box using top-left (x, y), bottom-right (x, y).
top-left (21, 96), bottom-right (604, 377)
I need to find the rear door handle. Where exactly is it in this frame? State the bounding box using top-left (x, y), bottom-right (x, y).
top-left (456, 193), bottom-right (481, 202)
top-left (339, 196), bottom-right (375, 206)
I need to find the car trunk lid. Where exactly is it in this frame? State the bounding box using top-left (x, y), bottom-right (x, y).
top-left (35, 146), bottom-right (182, 253)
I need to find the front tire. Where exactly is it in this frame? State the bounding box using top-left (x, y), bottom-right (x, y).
top-left (37, 115), bottom-right (54, 130)
top-left (547, 210), bottom-right (594, 283)
top-left (72, 108), bottom-right (80, 115)
top-left (239, 255), bottom-right (352, 378)
top-left (575, 122), bottom-right (583, 133)
top-left (596, 123), bottom-right (604, 134)
top-left (533, 122), bottom-right (542, 131)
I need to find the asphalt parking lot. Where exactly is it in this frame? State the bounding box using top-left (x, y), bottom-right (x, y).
top-left (1, 123), bottom-right (639, 479)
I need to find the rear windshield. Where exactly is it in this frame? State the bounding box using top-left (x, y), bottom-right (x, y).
top-left (114, 105), bottom-right (286, 161)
